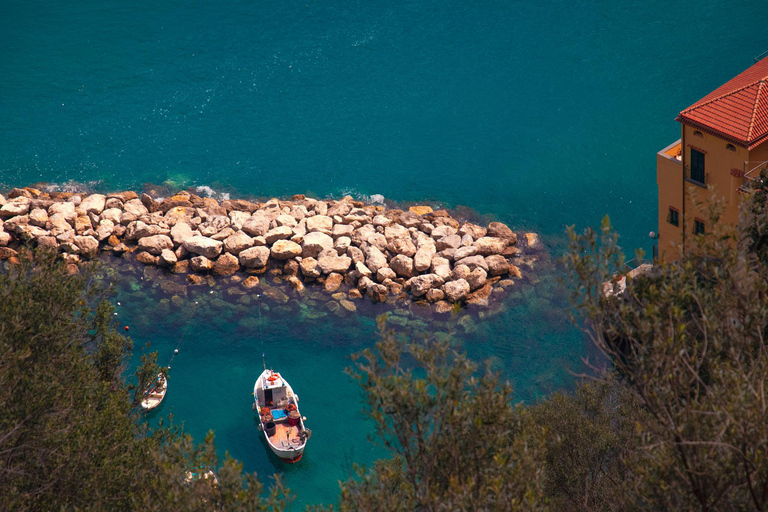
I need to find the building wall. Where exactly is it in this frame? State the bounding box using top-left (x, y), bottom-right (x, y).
top-left (656, 139), bottom-right (683, 261)
top-left (681, 124), bottom-right (747, 234)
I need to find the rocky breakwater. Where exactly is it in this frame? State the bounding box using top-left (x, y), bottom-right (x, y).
top-left (0, 187), bottom-right (543, 315)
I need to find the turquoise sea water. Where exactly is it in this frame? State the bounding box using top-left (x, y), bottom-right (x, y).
top-left (3, 0), bottom-right (768, 506)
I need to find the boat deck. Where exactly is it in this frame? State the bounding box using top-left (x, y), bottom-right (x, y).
top-left (269, 423), bottom-right (304, 450)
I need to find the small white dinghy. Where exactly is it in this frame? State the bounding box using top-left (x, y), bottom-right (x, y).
top-left (253, 368), bottom-right (311, 463)
top-left (140, 373), bottom-right (167, 410)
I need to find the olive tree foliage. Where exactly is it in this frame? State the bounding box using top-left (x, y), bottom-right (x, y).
top-left (564, 200), bottom-right (768, 511)
top-left (527, 380), bottom-right (649, 512)
top-left (319, 317), bottom-right (551, 512)
top-left (0, 249), bottom-right (290, 511)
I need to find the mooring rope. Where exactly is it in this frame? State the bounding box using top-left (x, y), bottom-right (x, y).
top-left (167, 299), bottom-right (201, 369)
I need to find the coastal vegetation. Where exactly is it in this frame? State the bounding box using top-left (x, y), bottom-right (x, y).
top-left (3, 188), bottom-right (768, 510)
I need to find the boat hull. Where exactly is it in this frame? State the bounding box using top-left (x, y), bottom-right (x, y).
top-left (140, 373), bottom-right (167, 410)
top-left (254, 369), bottom-right (309, 463)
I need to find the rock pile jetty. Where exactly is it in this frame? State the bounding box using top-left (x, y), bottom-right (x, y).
top-left (0, 187), bottom-right (543, 313)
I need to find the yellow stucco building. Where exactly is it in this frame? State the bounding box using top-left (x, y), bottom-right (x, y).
top-left (656, 57), bottom-right (768, 261)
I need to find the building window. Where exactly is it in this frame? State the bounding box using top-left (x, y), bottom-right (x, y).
top-left (694, 219), bottom-right (705, 235)
top-left (691, 148), bottom-right (706, 184)
top-left (667, 207), bottom-right (679, 226)
top-left (726, 143), bottom-right (737, 152)
top-left (693, 130), bottom-right (704, 139)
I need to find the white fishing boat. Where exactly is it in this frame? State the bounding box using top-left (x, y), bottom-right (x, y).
top-left (140, 373), bottom-right (167, 410)
top-left (253, 367), bottom-right (311, 463)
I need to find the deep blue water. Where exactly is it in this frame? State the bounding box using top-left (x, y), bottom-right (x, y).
top-left (3, 0), bottom-right (767, 506)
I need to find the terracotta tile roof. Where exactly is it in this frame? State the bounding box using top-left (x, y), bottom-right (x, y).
top-left (677, 58), bottom-right (768, 150)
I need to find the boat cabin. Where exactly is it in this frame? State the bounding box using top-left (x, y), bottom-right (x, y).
top-left (256, 373), bottom-right (288, 408)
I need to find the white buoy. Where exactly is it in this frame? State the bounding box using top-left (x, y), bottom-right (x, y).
top-left (174, 349), bottom-right (179, 354)
top-left (117, 302), bottom-right (121, 306)
top-left (302, 416), bottom-right (307, 421)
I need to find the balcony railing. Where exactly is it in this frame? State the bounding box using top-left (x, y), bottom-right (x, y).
top-left (738, 160), bottom-right (768, 193)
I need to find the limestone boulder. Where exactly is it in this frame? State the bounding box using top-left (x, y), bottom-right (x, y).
top-left (73, 235), bottom-right (99, 258)
top-left (49, 201), bottom-right (76, 222)
top-left (459, 223), bottom-right (487, 240)
top-left (389, 237), bottom-right (417, 257)
top-left (16, 224), bottom-right (49, 241)
top-left (241, 276), bottom-right (260, 289)
top-left (436, 234), bottom-right (462, 251)
top-left (487, 222), bottom-right (517, 244)
top-left (351, 224), bottom-right (376, 246)
top-left (74, 215), bottom-right (93, 235)
top-left (36, 236), bottom-right (58, 249)
top-left (271, 240), bottom-right (302, 260)
top-left (210, 227), bottom-right (235, 241)
top-left (324, 273), bottom-right (344, 293)
top-left (368, 233), bottom-right (388, 252)
top-left (223, 231), bottom-right (254, 255)
top-left (384, 224), bottom-right (409, 242)
top-left (372, 215), bottom-right (391, 227)
top-left (135, 251), bottom-right (159, 265)
top-left (399, 210), bottom-right (424, 227)
top-left (443, 279), bottom-right (470, 303)
top-left (407, 274), bottom-right (444, 297)
top-left (466, 267), bottom-right (488, 291)
top-left (431, 255), bottom-right (452, 281)
top-left (335, 236), bottom-right (351, 254)
top-left (138, 234), bottom-right (174, 255)
top-left (212, 253), bottom-right (240, 276)
top-left (355, 261), bottom-right (373, 278)
top-left (123, 199), bottom-right (149, 217)
top-left (332, 223), bottom-right (354, 238)
top-left (318, 254), bottom-right (352, 274)
top-left (29, 208), bottom-right (48, 227)
top-left (414, 243), bottom-right (436, 272)
top-left (77, 194), bottom-right (106, 215)
top-left (264, 226), bottom-right (293, 245)
top-left (239, 246), bottom-right (271, 268)
top-left (159, 249), bottom-right (178, 266)
top-left (452, 264), bottom-right (471, 281)
top-left (242, 215), bottom-right (270, 237)
top-left (170, 221), bottom-right (195, 246)
top-left (455, 255), bottom-right (489, 272)
top-left (363, 245), bottom-right (388, 273)
top-left (96, 220), bottom-right (115, 241)
top-left (302, 231), bottom-right (334, 258)
top-left (525, 233), bottom-right (543, 250)
top-left (306, 215), bottom-right (333, 233)
top-left (426, 288), bottom-right (445, 303)
top-left (229, 211), bottom-right (251, 230)
top-left (430, 225), bottom-right (457, 239)
top-left (300, 257), bottom-right (321, 279)
top-left (347, 246), bottom-right (365, 265)
top-left (183, 236), bottom-right (223, 259)
top-left (474, 237), bottom-right (508, 256)
top-left (367, 283), bottom-right (388, 303)
top-left (275, 213), bottom-right (298, 228)
top-left (100, 207), bottom-right (123, 224)
top-left (125, 220), bottom-right (160, 240)
top-left (0, 199), bottom-right (30, 218)
top-left (390, 254), bottom-right (415, 278)
top-left (190, 255), bottom-right (214, 272)
top-left (454, 245), bottom-right (478, 260)
top-left (485, 255), bottom-right (510, 276)
top-left (376, 267), bottom-right (396, 282)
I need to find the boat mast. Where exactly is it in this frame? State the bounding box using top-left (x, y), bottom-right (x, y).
top-left (262, 352), bottom-right (266, 372)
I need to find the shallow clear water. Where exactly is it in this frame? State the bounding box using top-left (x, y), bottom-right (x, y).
top-left (3, 0), bottom-right (767, 505)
